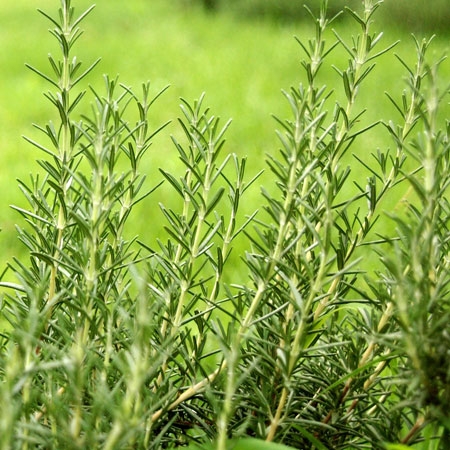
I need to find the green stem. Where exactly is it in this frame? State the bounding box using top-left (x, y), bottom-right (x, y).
top-left (47, 0), bottom-right (74, 324)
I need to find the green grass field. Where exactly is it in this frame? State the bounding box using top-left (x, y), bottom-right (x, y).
top-left (1, 0), bottom-right (449, 275)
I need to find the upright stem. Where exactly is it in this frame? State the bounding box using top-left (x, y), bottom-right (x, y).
top-left (47, 0), bottom-right (74, 321)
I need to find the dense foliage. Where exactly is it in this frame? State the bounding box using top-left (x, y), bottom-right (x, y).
top-left (0, 1), bottom-right (449, 449)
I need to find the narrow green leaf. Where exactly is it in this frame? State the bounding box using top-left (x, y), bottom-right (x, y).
top-left (159, 169), bottom-right (184, 198)
top-left (71, 57), bottom-right (101, 87)
top-left (347, 120), bottom-right (380, 139)
top-left (71, 4), bottom-right (96, 28)
top-left (342, 70), bottom-right (353, 102)
top-left (205, 187), bottom-right (225, 217)
top-left (345, 6), bottom-right (366, 28)
top-left (37, 8), bottom-right (61, 29)
top-left (25, 63), bottom-right (59, 88)
top-left (366, 40), bottom-right (399, 62)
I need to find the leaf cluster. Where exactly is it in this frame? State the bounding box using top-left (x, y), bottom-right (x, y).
top-left (0, 1), bottom-right (449, 449)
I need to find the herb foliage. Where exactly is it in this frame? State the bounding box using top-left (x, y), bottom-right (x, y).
top-left (0, 1), bottom-right (449, 449)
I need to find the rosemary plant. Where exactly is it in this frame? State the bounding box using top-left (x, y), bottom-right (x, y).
top-left (0, 0), bottom-right (448, 449)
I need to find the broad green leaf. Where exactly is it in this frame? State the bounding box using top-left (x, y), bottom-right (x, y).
top-left (185, 439), bottom-right (297, 450)
top-left (232, 439), bottom-right (297, 450)
top-left (384, 444), bottom-right (411, 450)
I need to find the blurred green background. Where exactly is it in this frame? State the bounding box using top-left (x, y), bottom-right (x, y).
top-left (194, 0), bottom-right (450, 33)
top-left (0, 0), bottom-right (449, 277)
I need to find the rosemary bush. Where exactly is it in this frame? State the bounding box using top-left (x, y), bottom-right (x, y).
top-left (1, 1), bottom-right (449, 449)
